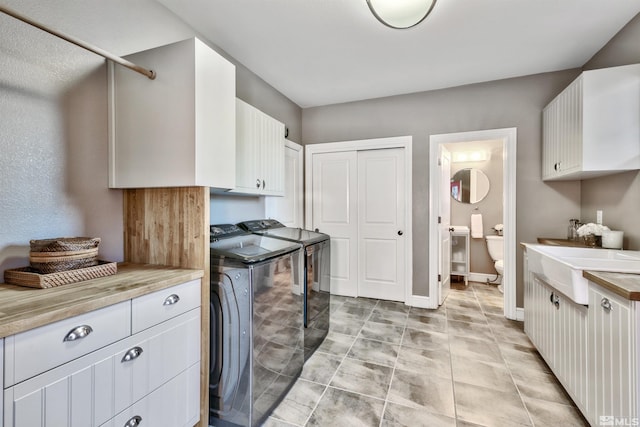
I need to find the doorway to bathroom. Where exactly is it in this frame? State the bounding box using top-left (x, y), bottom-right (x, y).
top-left (428, 128), bottom-right (518, 320)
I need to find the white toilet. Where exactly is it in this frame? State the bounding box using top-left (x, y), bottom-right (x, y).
top-left (485, 235), bottom-right (504, 286)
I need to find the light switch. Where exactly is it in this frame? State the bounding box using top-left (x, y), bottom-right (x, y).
top-left (596, 210), bottom-right (603, 225)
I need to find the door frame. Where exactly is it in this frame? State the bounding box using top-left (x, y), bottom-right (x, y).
top-left (428, 128), bottom-right (518, 320)
top-left (305, 136), bottom-right (413, 303)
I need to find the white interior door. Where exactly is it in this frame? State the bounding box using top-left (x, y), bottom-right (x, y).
top-left (357, 149), bottom-right (406, 301)
top-left (311, 151), bottom-right (358, 297)
top-left (265, 140), bottom-right (303, 227)
top-left (439, 145), bottom-right (452, 304)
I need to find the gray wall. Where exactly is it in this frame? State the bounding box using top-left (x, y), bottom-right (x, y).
top-left (0, 0), bottom-right (302, 277)
top-left (580, 12), bottom-right (640, 250)
top-left (302, 70), bottom-right (584, 305)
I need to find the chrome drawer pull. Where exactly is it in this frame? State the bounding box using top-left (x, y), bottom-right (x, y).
top-left (601, 298), bottom-right (612, 311)
top-left (121, 346), bottom-right (144, 363)
top-left (163, 294), bottom-right (180, 305)
top-left (63, 325), bottom-right (93, 342)
top-left (123, 415), bottom-right (142, 427)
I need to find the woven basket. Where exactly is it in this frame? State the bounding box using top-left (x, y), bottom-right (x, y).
top-left (4, 261), bottom-right (117, 288)
top-left (29, 237), bottom-right (101, 274)
top-left (30, 237), bottom-right (101, 253)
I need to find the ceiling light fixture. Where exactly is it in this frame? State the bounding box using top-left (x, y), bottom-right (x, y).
top-left (366, 0), bottom-right (437, 29)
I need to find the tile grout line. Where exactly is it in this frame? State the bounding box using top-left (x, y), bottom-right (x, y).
top-left (473, 282), bottom-right (537, 427)
top-left (378, 304), bottom-right (410, 427)
top-left (298, 298), bottom-right (376, 426)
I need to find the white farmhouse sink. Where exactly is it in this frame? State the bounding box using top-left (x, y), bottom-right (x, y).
top-left (525, 244), bottom-right (640, 304)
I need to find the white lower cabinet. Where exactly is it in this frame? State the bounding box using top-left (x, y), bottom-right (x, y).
top-left (2, 281), bottom-right (201, 427)
top-left (588, 283), bottom-right (638, 425)
top-left (524, 272), bottom-right (589, 415)
top-left (525, 250), bottom-right (640, 424)
top-left (102, 363), bottom-right (200, 427)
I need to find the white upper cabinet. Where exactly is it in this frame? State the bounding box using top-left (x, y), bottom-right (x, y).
top-left (108, 37), bottom-right (236, 189)
top-left (542, 63), bottom-right (640, 181)
top-left (232, 98), bottom-right (285, 196)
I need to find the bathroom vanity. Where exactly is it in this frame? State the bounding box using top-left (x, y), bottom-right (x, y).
top-left (523, 244), bottom-right (640, 424)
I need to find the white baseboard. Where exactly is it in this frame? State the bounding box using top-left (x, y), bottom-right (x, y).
top-left (516, 307), bottom-right (524, 321)
top-left (407, 294), bottom-right (437, 309)
top-left (468, 272), bottom-right (500, 283)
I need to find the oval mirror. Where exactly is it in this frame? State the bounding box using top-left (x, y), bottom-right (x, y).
top-left (451, 168), bottom-right (490, 204)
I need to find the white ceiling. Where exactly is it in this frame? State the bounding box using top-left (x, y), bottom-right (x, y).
top-left (157, 0), bottom-right (640, 108)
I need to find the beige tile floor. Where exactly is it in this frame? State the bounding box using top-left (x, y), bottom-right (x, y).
top-left (264, 281), bottom-right (589, 427)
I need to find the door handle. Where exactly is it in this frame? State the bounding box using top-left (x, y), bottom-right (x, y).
top-left (397, 230), bottom-right (403, 236)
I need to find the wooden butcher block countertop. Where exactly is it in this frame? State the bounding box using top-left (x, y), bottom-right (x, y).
top-left (584, 270), bottom-right (640, 301)
top-left (0, 263), bottom-right (204, 338)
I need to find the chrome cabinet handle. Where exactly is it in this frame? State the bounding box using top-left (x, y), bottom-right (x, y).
top-left (256, 178), bottom-right (261, 188)
top-left (262, 179), bottom-right (266, 189)
top-left (163, 294), bottom-right (180, 305)
top-left (601, 298), bottom-right (612, 311)
top-left (121, 346), bottom-right (143, 363)
top-left (63, 325), bottom-right (93, 342)
top-left (398, 230), bottom-right (404, 236)
top-left (123, 415), bottom-right (142, 427)
top-left (549, 292), bottom-right (560, 309)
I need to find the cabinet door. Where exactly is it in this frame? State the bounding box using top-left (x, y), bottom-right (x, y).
top-left (6, 353), bottom-right (108, 427)
top-left (525, 275), bottom-right (556, 365)
top-left (109, 37), bottom-right (236, 188)
top-left (260, 114), bottom-right (285, 195)
top-left (542, 100), bottom-right (558, 180)
top-left (234, 98), bottom-right (285, 196)
top-left (588, 284), bottom-right (638, 424)
top-left (235, 99), bottom-right (262, 193)
top-left (554, 294), bottom-right (588, 414)
top-left (542, 76), bottom-right (583, 181)
top-left (450, 233), bottom-right (468, 276)
top-left (101, 363), bottom-right (200, 427)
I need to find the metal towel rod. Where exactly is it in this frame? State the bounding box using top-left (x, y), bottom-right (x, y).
top-left (0, 5), bottom-right (156, 80)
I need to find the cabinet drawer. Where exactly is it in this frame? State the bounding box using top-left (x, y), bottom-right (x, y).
top-left (132, 279), bottom-right (201, 333)
top-left (4, 301), bottom-right (131, 387)
top-left (100, 362), bottom-right (200, 427)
